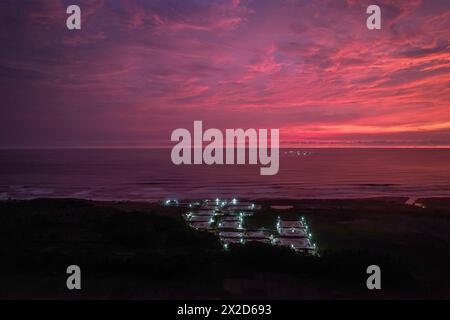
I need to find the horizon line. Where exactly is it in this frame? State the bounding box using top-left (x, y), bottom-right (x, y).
top-left (2, 145), bottom-right (450, 150)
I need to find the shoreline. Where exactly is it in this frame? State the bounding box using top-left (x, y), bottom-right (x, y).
top-left (0, 195), bottom-right (450, 209)
top-left (0, 195), bottom-right (450, 203)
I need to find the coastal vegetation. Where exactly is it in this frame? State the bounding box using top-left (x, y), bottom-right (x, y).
top-left (1, 197), bottom-right (449, 299)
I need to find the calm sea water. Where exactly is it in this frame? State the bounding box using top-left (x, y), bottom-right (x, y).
top-left (1, 148), bottom-right (450, 201)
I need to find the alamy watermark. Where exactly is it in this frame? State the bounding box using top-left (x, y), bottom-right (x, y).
top-left (366, 265), bottom-right (381, 290)
top-left (66, 265), bottom-right (82, 290)
top-left (66, 5), bottom-right (81, 30)
top-left (65, 4), bottom-right (381, 31)
top-left (170, 121), bottom-right (279, 176)
top-left (366, 5), bottom-right (381, 30)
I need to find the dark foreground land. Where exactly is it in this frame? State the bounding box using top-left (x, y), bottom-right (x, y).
top-left (1, 197), bottom-right (450, 299)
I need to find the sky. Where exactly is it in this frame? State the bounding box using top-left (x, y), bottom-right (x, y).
top-left (0, 0), bottom-right (449, 148)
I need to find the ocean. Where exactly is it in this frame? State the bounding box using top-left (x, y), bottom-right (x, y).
top-left (1, 148), bottom-right (450, 201)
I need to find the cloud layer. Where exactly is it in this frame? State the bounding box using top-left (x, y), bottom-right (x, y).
top-left (0, 0), bottom-right (449, 147)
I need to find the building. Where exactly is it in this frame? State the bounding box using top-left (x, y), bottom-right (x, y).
top-left (183, 199), bottom-right (319, 256)
top-left (188, 216), bottom-right (213, 223)
top-left (218, 221), bottom-right (243, 229)
top-left (277, 228), bottom-right (308, 238)
top-left (277, 220), bottom-right (306, 229)
top-left (272, 237), bottom-right (315, 253)
top-left (245, 230), bottom-right (272, 239)
top-left (219, 231), bottom-right (244, 238)
top-left (189, 221), bottom-right (213, 231)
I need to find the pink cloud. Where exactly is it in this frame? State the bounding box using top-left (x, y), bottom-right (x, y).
top-left (0, 0), bottom-right (448, 148)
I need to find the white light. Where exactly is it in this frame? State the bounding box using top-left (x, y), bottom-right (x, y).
top-left (232, 198), bottom-right (237, 204)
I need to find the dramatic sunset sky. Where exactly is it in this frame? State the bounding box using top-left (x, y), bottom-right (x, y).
top-left (0, 0), bottom-right (449, 148)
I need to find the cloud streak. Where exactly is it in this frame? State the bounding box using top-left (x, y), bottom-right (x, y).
top-left (0, 0), bottom-right (449, 148)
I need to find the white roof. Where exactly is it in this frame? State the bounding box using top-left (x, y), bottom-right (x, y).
top-left (279, 221), bottom-right (305, 228)
top-left (218, 221), bottom-right (242, 229)
top-left (272, 237), bottom-right (313, 249)
top-left (245, 230), bottom-right (272, 238)
top-left (189, 216), bottom-right (213, 222)
top-left (219, 231), bottom-right (244, 238)
top-left (228, 203), bottom-right (260, 210)
top-left (278, 228), bottom-right (308, 237)
top-left (201, 205), bottom-right (219, 210)
top-left (193, 210), bottom-right (216, 216)
top-left (246, 238), bottom-right (271, 244)
top-left (218, 211), bottom-right (241, 216)
top-left (222, 216), bottom-right (241, 222)
top-left (231, 202), bottom-right (253, 206)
